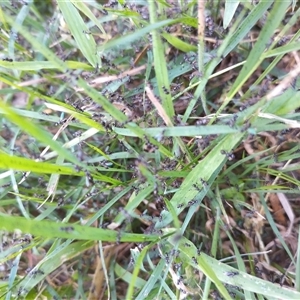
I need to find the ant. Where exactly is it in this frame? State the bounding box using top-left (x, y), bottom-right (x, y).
top-left (220, 150), bottom-right (235, 161)
top-left (60, 226), bottom-right (74, 233)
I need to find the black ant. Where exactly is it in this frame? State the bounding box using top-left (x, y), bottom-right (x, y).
top-left (220, 150), bottom-right (235, 161)
top-left (60, 226), bottom-right (74, 233)
top-left (162, 86), bottom-right (170, 94)
top-left (224, 271), bottom-right (239, 277)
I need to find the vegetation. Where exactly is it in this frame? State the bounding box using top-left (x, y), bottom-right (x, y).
top-left (1, 0), bottom-right (300, 299)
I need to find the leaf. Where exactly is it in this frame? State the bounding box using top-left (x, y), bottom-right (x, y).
top-left (168, 236), bottom-right (300, 299)
top-left (0, 153), bottom-right (83, 175)
top-left (57, 1), bottom-right (100, 67)
top-left (162, 32), bottom-right (197, 52)
top-left (223, 0), bottom-right (240, 29)
top-left (0, 215), bottom-right (159, 242)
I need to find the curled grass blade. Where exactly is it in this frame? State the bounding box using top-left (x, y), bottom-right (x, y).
top-left (161, 32), bottom-right (197, 52)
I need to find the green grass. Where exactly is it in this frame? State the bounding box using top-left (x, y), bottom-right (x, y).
top-left (1, 0), bottom-right (300, 299)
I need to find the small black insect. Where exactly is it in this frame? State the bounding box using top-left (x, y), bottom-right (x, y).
top-left (220, 150), bottom-right (235, 161)
top-left (171, 82), bottom-right (181, 91)
top-left (162, 86), bottom-right (170, 94)
top-left (174, 262), bottom-right (182, 270)
top-left (177, 275), bottom-right (184, 285)
top-left (74, 165), bottom-right (82, 173)
top-left (187, 200), bottom-right (198, 207)
top-left (165, 253), bottom-right (170, 264)
top-left (193, 184), bottom-right (201, 191)
top-left (55, 118), bottom-right (67, 126)
top-left (85, 171), bottom-right (94, 184)
top-left (116, 230), bottom-right (122, 244)
top-left (224, 271), bottom-right (239, 277)
top-left (17, 287), bottom-right (28, 297)
top-left (241, 121), bottom-right (251, 132)
top-left (1, 183), bottom-right (11, 188)
top-left (200, 178), bottom-right (208, 187)
top-left (31, 269), bottom-right (45, 278)
top-left (2, 57), bottom-right (13, 62)
top-left (227, 114), bottom-right (238, 128)
top-left (60, 226), bottom-right (74, 233)
top-left (72, 103), bottom-right (84, 112)
top-left (192, 256), bottom-right (197, 264)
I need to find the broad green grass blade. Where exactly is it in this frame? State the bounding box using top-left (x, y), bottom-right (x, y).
top-left (114, 124), bottom-right (239, 137)
top-left (0, 153), bottom-right (83, 176)
top-left (160, 132), bottom-right (245, 227)
top-left (0, 60), bottom-right (94, 70)
top-left (201, 250), bottom-right (300, 299)
top-left (57, 1), bottom-right (100, 67)
top-left (0, 76), bottom-right (105, 133)
top-left (222, 1), bottom-right (273, 57)
top-left (0, 215), bottom-right (159, 242)
top-left (241, 7), bottom-right (300, 101)
top-left (265, 41), bottom-right (300, 58)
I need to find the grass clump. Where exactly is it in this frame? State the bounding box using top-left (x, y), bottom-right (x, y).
top-left (1, 0), bottom-right (300, 299)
